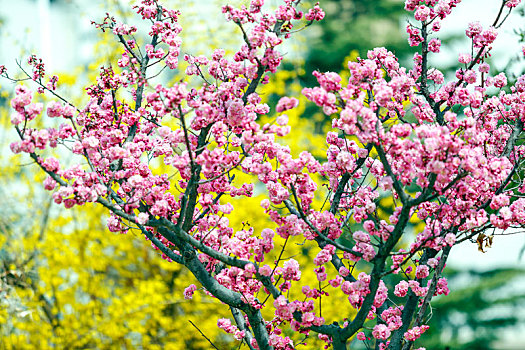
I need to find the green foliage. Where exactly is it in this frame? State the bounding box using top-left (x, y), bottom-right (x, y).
top-left (305, 0), bottom-right (411, 82)
top-left (419, 267), bottom-right (525, 349)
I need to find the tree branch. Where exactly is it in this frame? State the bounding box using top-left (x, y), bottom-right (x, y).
top-left (230, 306), bottom-right (257, 350)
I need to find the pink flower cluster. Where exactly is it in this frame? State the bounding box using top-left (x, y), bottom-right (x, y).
top-left (7, 0), bottom-right (525, 349)
top-left (404, 325), bottom-right (429, 341)
top-left (218, 318), bottom-right (246, 341)
top-left (183, 284), bottom-right (197, 299)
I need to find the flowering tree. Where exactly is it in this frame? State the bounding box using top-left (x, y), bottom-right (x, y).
top-left (3, 0), bottom-right (525, 349)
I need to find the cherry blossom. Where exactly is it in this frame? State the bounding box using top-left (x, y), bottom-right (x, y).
top-left (3, 0), bottom-right (525, 349)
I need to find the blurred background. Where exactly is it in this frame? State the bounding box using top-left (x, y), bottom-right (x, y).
top-left (1, 0), bottom-right (525, 348)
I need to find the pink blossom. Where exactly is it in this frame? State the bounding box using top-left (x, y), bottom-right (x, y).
top-left (427, 258), bottom-right (438, 269)
top-left (466, 22), bottom-right (482, 38)
top-left (276, 114), bottom-right (288, 126)
top-left (275, 97), bottom-right (299, 112)
top-left (313, 244), bottom-right (335, 266)
top-left (259, 265), bottom-right (272, 277)
top-left (43, 176), bottom-right (57, 191)
top-left (137, 213), bottom-right (149, 225)
top-left (479, 63), bottom-right (490, 73)
top-left (505, 0), bottom-right (521, 8)
top-left (339, 267), bottom-right (350, 277)
top-left (436, 278), bottom-right (450, 295)
top-left (372, 324), bottom-right (391, 340)
top-left (394, 281), bottom-right (409, 297)
top-left (184, 284), bottom-right (197, 299)
top-left (428, 38), bottom-right (441, 53)
top-left (305, 3), bottom-right (324, 21)
top-left (416, 265), bottom-right (430, 279)
top-left (282, 259), bottom-right (301, 281)
top-left (444, 233), bottom-right (456, 246)
top-left (404, 325), bottom-right (429, 341)
top-left (493, 72), bottom-right (507, 88)
top-left (10, 112), bottom-right (24, 125)
top-left (414, 5), bottom-right (431, 22)
top-left (47, 101), bottom-right (64, 118)
top-left (458, 53), bottom-right (472, 64)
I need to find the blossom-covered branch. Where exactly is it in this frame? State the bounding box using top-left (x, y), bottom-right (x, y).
top-left (4, 0), bottom-right (525, 349)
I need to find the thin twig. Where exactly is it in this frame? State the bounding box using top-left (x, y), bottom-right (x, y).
top-left (188, 320), bottom-right (221, 350)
